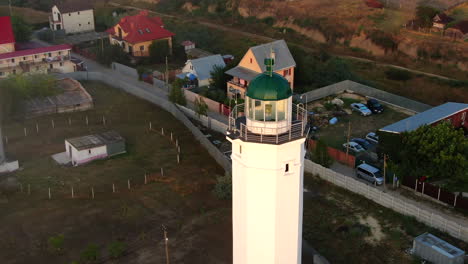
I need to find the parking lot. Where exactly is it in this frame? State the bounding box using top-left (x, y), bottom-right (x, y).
top-left (308, 93), bottom-right (410, 151)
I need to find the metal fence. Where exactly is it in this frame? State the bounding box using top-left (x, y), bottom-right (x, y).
top-left (304, 160), bottom-right (468, 243)
top-left (402, 176), bottom-right (468, 211)
top-left (299, 80), bottom-right (432, 114)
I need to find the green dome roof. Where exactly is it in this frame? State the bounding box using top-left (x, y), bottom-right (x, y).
top-left (246, 72), bottom-right (292, 101)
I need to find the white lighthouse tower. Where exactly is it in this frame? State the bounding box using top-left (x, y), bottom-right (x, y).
top-left (227, 54), bottom-right (307, 264)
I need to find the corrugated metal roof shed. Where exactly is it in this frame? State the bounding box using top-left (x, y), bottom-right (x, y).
top-left (67, 131), bottom-right (124, 150)
top-left (379, 102), bottom-right (468, 134)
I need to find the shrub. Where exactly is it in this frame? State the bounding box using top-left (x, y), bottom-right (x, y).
top-left (385, 68), bottom-right (413, 81)
top-left (169, 78), bottom-right (187, 106)
top-left (108, 241), bottom-right (126, 259)
top-left (81, 243), bottom-right (99, 262)
top-left (149, 40), bottom-right (170, 63)
top-left (48, 234), bottom-right (65, 253)
top-left (194, 97), bottom-right (208, 117)
top-left (213, 172), bottom-right (232, 200)
top-left (312, 139), bottom-right (333, 168)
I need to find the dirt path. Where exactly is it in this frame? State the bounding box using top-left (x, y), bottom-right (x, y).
top-left (108, 2), bottom-right (461, 82)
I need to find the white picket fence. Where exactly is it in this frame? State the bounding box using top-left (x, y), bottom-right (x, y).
top-left (304, 160), bottom-right (468, 243)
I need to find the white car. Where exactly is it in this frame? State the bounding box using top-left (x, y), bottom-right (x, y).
top-left (365, 132), bottom-right (379, 144)
top-left (350, 103), bottom-right (372, 116)
top-left (342, 142), bottom-right (365, 153)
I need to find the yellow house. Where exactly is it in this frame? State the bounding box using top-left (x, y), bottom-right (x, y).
top-left (226, 40), bottom-right (296, 99)
top-left (107, 11), bottom-right (174, 57)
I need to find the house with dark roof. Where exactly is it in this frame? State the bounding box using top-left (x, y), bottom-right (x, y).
top-left (0, 16), bottom-right (15, 54)
top-left (179, 54), bottom-right (226, 87)
top-left (432, 13), bottom-right (454, 30)
top-left (0, 16), bottom-right (75, 78)
top-left (49, 0), bottom-right (95, 33)
top-left (225, 40), bottom-right (296, 99)
top-left (446, 20), bottom-right (468, 40)
top-left (107, 10), bottom-right (175, 57)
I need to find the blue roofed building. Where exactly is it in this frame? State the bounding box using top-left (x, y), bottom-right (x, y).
top-left (179, 54), bottom-right (226, 87)
top-left (379, 102), bottom-right (468, 134)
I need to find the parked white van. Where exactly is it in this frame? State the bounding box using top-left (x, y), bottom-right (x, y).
top-left (356, 164), bottom-right (384, 185)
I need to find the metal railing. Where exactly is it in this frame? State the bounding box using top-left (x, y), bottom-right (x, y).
top-left (228, 103), bottom-right (307, 144)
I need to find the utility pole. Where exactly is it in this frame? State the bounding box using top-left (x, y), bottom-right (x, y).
top-left (165, 56), bottom-right (169, 88)
top-left (162, 225), bottom-right (170, 264)
top-left (384, 154), bottom-right (387, 189)
top-left (345, 121), bottom-right (351, 160)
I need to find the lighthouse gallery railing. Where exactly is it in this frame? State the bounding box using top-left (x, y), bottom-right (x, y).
top-left (228, 103), bottom-right (307, 144)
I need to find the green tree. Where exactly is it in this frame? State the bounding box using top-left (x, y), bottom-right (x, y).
top-left (311, 139), bottom-right (333, 168)
top-left (96, 44), bottom-right (130, 66)
top-left (108, 241), bottom-right (126, 259)
top-left (209, 65), bottom-right (228, 91)
top-left (416, 5), bottom-right (440, 28)
top-left (396, 122), bottom-right (467, 183)
top-left (81, 243), bottom-right (99, 262)
top-left (48, 234), bottom-right (65, 253)
top-left (11, 15), bottom-right (32, 42)
top-left (213, 172), bottom-right (232, 200)
top-left (149, 40), bottom-right (170, 63)
top-left (194, 96), bottom-right (208, 117)
top-left (169, 78), bottom-right (187, 106)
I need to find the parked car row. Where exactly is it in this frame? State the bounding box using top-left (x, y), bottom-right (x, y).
top-left (342, 132), bottom-right (379, 154)
top-left (350, 99), bottom-right (384, 116)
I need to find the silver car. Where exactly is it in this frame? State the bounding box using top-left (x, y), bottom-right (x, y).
top-left (365, 132), bottom-right (379, 144)
top-left (351, 103), bottom-right (372, 116)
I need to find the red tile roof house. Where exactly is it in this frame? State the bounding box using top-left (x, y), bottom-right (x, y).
top-left (106, 11), bottom-right (175, 57)
top-left (0, 16), bottom-right (76, 78)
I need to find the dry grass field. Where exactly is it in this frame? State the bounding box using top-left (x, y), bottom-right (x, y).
top-left (0, 81), bottom-right (229, 264)
top-left (0, 6), bottom-right (49, 24)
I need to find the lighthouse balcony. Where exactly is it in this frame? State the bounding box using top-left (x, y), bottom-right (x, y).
top-left (227, 103), bottom-right (308, 144)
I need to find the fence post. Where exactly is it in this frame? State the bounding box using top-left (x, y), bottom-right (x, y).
top-left (162, 128), bottom-right (164, 135)
top-left (437, 188), bottom-right (441, 200)
top-left (71, 186), bottom-right (74, 198)
top-left (48, 187), bottom-right (51, 199)
top-left (52, 119), bottom-right (55, 128)
top-left (178, 146), bottom-right (180, 153)
top-left (86, 116), bottom-right (89, 126)
top-left (68, 117), bottom-right (72, 126)
top-left (422, 182), bottom-right (425, 195)
top-left (177, 154), bottom-right (180, 164)
top-left (24, 127), bottom-right (27, 137)
top-left (36, 123), bottom-right (39, 134)
top-left (112, 183), bottom-right (115, 193)
top-left (175, 139), bottom-right (178, 147)
top-left (454, 194), bottom-right (458, 207)
top-left (170, 132), bottom-right (173, 141)
top-left (102, 116), bottom-right (106, 125)
top-left (144, 173), bottom-right (147, 184)
top-left (149, 121), bottom-right (152, 130)
top-left (161, 167), bottom-right (164, 177)
top-left (414, 179), bottom-right (418, 192)
top-left (128, 179), bottom-right (131, 190)
top-left (91, 187), bottom-right (94, 199)
top-left (4, 136), bottom-right (8, 145)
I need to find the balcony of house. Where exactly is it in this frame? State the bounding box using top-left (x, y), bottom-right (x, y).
top-left (49, 15), bottom-right (61, 24)
top-left (227, 103), bottom-right (308, 145)
top-left (227, 78), bottom-right (248, 99)
top-left (42, 55), bottom-right (70, 63)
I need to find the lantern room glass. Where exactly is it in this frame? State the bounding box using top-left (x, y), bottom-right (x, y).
top-left (247, 98), bottom-right (288, 122)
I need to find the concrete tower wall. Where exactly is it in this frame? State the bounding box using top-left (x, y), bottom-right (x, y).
top-left (230, 137), bottom-right (305, 264)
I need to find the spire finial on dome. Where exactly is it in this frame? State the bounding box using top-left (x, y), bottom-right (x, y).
top-left (264, 46), bottom-right (275, 77)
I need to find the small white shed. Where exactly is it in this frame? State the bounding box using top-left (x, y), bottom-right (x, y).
top-left (65, 131), bottom-right (125, 166)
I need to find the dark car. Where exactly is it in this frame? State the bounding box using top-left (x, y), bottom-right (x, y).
top-left (351, 138), bottom-right (372, 150)
top-left (367, 99), bottom-right (384, 114)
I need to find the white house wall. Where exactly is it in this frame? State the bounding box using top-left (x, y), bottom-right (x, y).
top-left (229, 137), bottom-right (305, 264)
top-left (61, 9), bottom-right (95, 34)
top-left (65, 141), bottom-right (108, 166)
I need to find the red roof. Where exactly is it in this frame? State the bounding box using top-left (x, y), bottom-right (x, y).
top-left (107, 11), bottom-right (175, 44)
top-left (0, 16), bottom-right (15, 45)
top-left (365, 0), bottom-right (383, 8)
top-left (0, 44), bottom-right (72, 60)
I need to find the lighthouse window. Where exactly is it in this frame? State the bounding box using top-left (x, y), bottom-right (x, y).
top-left (254, 100), bottom-right (264, 121)
top-left (277, 99), bottom-right (286, 121)
top-left (265, 102), bottom-right (276, 121)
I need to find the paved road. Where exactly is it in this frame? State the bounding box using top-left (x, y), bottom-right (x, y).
top-left (109, 2), bottom-right (461, 81)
